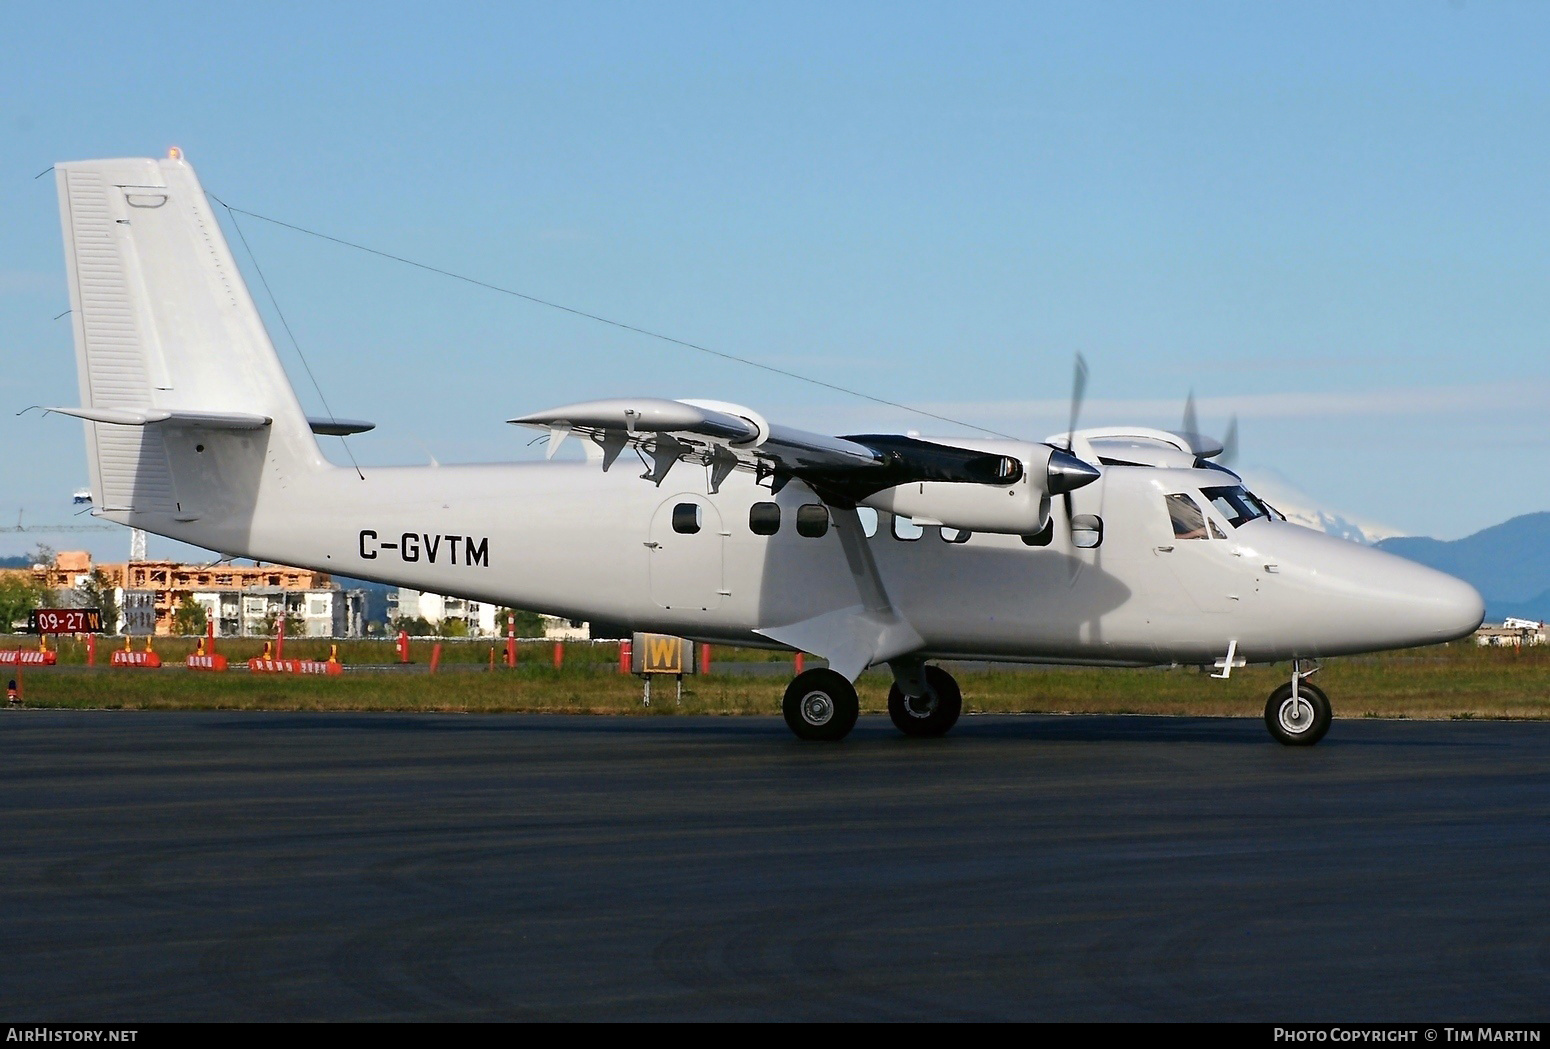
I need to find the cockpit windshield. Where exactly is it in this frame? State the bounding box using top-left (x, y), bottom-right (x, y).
top-left (1200, 485), bottom-right (1272, 529)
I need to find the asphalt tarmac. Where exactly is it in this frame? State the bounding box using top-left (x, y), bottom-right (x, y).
top-left (2, 710), bottom-right (1547, 1022)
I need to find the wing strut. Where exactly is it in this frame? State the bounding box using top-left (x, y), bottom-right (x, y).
top-left (756, 506), bottom-right (923, 681)
top-left (831, 506), bottom-right (892, 616)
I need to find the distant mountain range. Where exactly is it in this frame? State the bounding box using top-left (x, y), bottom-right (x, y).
top-left (1376, 512), bottom-right (1550, 624)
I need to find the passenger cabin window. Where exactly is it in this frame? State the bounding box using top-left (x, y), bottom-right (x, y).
top-left (672, 503), bottom-right (701, 534)
top-left (892, 514), bottom-right (924, 541)
top-left (1071, 514), bottom-right (1103, 549)
top-left (1021, 519), bottom-right (1054, 547)
top-left (941, 527), bottom-right (971, 544)
top-left (748, 501), bottom-right (781, 536)
top-left (1200, 485), bottom-right (1272, 529)
top-left (857, 506), bottom-right (879, 537)
top-left (1165, 493), bottom-right (1209, 540)
top-left (796, 504), bottom-right (830, 538)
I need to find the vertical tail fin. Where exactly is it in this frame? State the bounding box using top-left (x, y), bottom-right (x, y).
top-left (54, 151), bottom-right (323, 532)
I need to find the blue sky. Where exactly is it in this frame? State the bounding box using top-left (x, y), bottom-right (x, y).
top-left (2, 1), bottom-right (1547, 560)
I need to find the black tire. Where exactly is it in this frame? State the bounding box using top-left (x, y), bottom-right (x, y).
top-left (887, 665), bottom-right (963, 738)
top-left (1264, 680), bottom-right (1331, 746)
top-left (783, 668), bottom-right (860, 742)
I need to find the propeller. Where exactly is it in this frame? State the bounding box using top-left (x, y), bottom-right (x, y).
top-left (1220, 414), bottom-right (1239, 469)
top-left (1050, 354), bottom-right (1098, 573)
top-left (1062, 353), bottom-right (1088, 457)
top-left (1177, 391), bottom-right (1240, 472)
top-left (1053, 353), bottom-right (1092, 527)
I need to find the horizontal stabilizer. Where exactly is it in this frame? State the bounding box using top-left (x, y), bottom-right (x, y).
top-left (45, 406), bottom-right (271, 430)
top-left (308, 417), bottom-right (375, 436)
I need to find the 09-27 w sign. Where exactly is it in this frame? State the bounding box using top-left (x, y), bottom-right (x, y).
top-left (28, 608), bottom-right (104, 634)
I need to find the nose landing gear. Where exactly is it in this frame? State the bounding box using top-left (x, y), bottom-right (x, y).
top-left (1265, 660), bottom-right (1331, 746)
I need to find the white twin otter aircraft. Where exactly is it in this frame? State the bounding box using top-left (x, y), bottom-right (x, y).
top-left (46, 152), bottom-right (1484, 745)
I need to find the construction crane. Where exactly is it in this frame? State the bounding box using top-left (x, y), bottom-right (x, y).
top-left (4, 500), bottom-right (140, 563)
top-left (1, 509), bottom-right (117, 533)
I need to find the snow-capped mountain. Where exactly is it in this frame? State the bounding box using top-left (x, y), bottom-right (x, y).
top-left (1229, 469), bottom-right (1547, 620)
top-left (1236, 469), bottom-right (1403, 545)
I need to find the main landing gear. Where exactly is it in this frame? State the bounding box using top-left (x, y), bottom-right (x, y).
top-left (1265, 660), bottom-right (1331, 747)
top-left (783, 668), bottom-right (860, 742)
top-left (781, 662), bottom-right (964, 742)
top-left (887, 664), bottom-right (962, 738)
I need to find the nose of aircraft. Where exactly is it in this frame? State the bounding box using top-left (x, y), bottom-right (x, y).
top-left (1327, 544), bottom-right (1485, 650)
top-left (1382, 559), bottom-right (1486, 645)
top-left (1250, 524), bottom-right (1486, 654)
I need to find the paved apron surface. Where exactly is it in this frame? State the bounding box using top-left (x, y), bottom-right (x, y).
top-left (2, 711), bottom-right (1547, 1021)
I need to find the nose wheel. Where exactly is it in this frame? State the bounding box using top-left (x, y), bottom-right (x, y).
top-left (1264, 671), bottom-right (1331, 746)
top-left (783, 667), bottom-right (860, 741)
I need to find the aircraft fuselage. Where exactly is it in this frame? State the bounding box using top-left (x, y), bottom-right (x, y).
top-left (108, 451), bottom-right (1483, 669)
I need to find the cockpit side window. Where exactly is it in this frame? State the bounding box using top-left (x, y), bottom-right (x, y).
top-left (1200, 485), bottom-right (1272, 529)
top-left (1165, 493), bottom-right (1209, 540)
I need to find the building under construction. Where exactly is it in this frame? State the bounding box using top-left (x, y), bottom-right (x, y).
top-left (19, 552), bottom-right (365, 637)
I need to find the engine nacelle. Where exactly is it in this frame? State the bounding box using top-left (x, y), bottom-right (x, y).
top-left (859, 440), bottom-right (1061, 535)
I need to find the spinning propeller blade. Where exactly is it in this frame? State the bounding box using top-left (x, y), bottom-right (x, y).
top-left (1056, 354), bottom-right (1093, 575)
top-left (1220, 414), bottom-right (1239, 469)
top-left (1063, 353), bottom-right (1089, 454)
top-left (1178, 390), bottom-right (1237, 467)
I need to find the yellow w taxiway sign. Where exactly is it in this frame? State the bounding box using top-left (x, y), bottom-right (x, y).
top-left (632, 633), bottom-right (694, 675)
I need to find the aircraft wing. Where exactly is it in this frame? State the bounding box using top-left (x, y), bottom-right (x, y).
top-left (509, 397), bottom-right (1097, 504)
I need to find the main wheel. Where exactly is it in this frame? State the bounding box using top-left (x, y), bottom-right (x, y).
top-left (783, 668), bottom-right (860, 742)
top-left (888, 665), bottom-right (963, 738)
top-left (1265, 680), bottom-right (1331, 746)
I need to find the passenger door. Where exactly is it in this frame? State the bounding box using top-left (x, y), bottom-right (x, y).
top-left (648, 495), bottom-right (727, 612)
